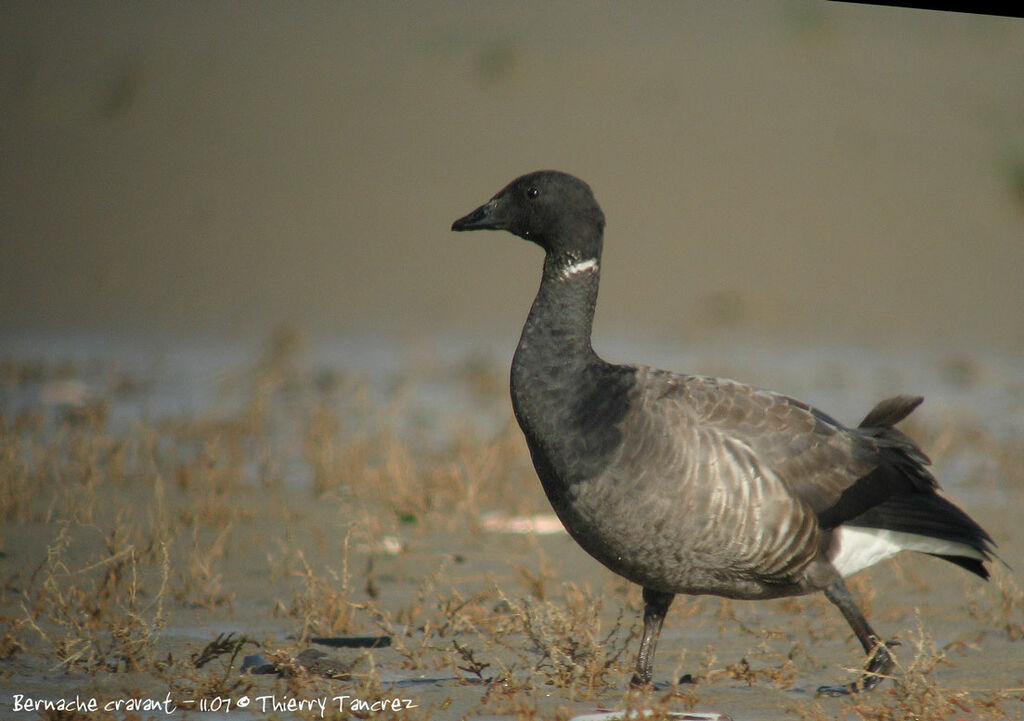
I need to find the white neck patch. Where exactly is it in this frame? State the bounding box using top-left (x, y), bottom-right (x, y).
top-left (557, 257), bottom-right (599, 281)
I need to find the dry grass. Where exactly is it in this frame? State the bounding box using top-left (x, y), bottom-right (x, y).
top-left (485, 584), bottom-right (636, 692)
top-left (965, 567), bottom-right (1024, 641)
top-left (275, 541), bottom-right (361, 642)
top-left (1, 329), bottom-right (1022, 720)
top-left (18, 519), bottom-right (170, 673)
top-left (791, 616), bottom-right (1024, 721)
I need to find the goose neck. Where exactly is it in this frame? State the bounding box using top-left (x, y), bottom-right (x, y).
top-left (519, 252), bottom-right (601, 361)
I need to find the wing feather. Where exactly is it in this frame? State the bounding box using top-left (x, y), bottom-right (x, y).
top-left (630, 370), bottom-right (932, 527)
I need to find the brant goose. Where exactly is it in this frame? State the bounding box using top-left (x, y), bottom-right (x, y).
top-left (451, 170), bottom-right (995, 694)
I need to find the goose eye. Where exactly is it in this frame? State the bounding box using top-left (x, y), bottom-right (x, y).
top-left (526, 187), bottom-right (539, 199)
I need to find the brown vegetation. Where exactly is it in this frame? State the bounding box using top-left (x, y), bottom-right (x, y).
top-left (1, 330), bottom-right (1021, 719)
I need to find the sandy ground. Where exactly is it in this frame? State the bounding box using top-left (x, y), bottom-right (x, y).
top-left (1, 331), bottom-right (1022, 720)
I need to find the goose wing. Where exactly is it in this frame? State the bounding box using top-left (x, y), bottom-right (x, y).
top-left (631, 370), bottom-right (933, 528)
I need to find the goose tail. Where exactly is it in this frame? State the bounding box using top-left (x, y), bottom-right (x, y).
top-left (829, 396), bottom-right (996, 580)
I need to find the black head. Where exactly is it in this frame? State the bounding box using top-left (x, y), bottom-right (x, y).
top-left (451, 170), bottom-right (605, 260)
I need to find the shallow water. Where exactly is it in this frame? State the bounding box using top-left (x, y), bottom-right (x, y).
top-left (5, 328), bottom-right (1021, 480)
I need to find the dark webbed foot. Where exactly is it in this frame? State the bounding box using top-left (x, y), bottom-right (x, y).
top-left (816, 638), bottom-right (897, 696)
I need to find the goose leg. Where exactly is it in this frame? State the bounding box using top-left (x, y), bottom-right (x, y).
top-left (630, 588), bottom-right (674, 687)
top-left (818, 578), bottom-right (896, 696)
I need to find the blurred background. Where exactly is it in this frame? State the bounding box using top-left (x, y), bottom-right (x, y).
top-left (2, 1), bottom-right (1022, 353)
